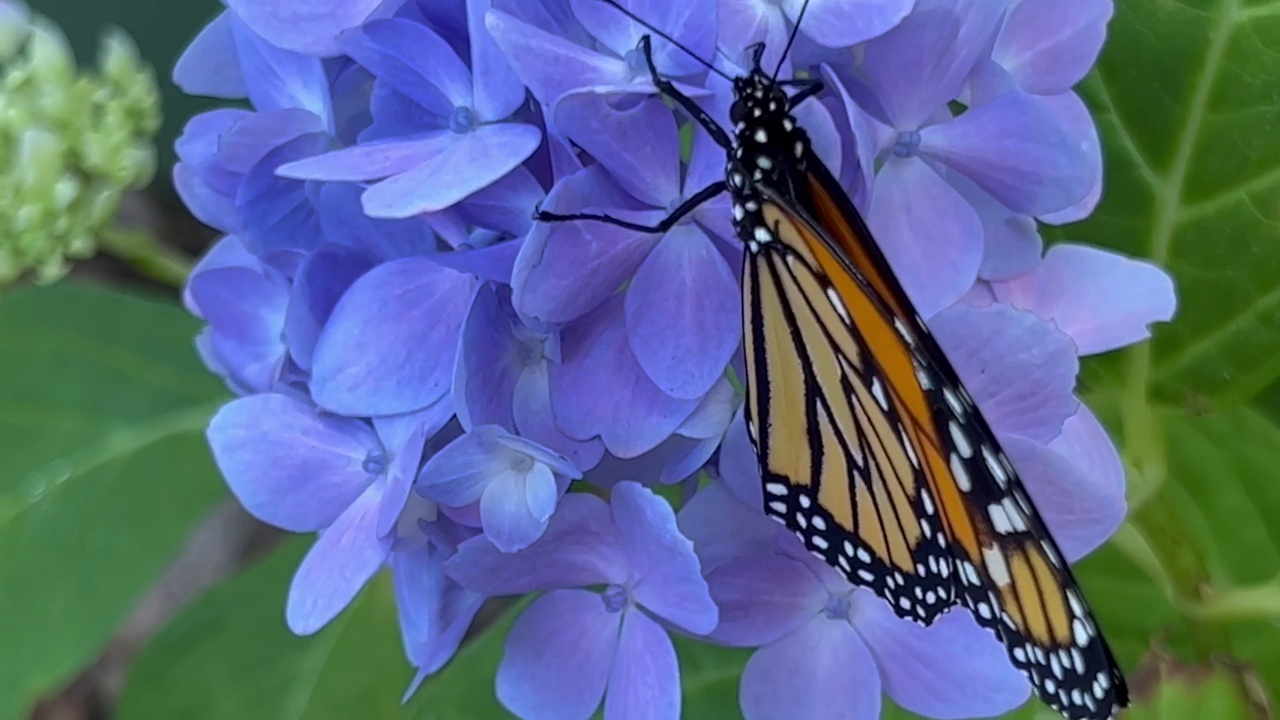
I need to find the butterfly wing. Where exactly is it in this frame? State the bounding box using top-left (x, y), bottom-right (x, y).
top-left (741, 158), bottom-right (1128, 720)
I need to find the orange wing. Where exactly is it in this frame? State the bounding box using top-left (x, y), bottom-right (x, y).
top-left (741, 173), bottom-right (1127, 719)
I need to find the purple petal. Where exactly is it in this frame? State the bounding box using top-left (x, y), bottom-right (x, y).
top-left (1005, 431), bottom-right (1126, 561)
top-left (311, 257), bottom-right (475, 416)
top-left (277, 133), bottom-right (449, 182)
top-left (625, 226), bottom-right (741, 400)
top-left (678, 480), bottom-right (776, 577)
top-left (417, 426), bottom-right (510, 508)
top-left (486, 10), bottom-right (627, 105)
top-left (446, 493), bottom-right (627, 594)
top-left (173, 12), bottom-right (246, 99)
top-left (705, 550), bottom-right (825, 646)
top-left (948, 173), bottom-right (1042, 282)
top-left (718, 408), bottom-right (764, 510)
top-left (922, 91), bottom-right (1091, 216)
top-left (228, 15), bottom-right (331, 120)
top-left (207, 394), bottom-right (379, 532)
top-left (284, 244), bottom-right (376, 372)
top-left (611, 481), bottom-right (718, 634)
top-left (992, 243), bottom-right (1177, 355)
top-left (392, 544), bottom-right (484, 694)
top-left (342, 19), bottom-right (471, 113)
top-left (931, 304), bottom-right (1079, 443)
top-left (676, 376), bottom-right (739, 440)
top-left (551, 296), bottom-right (699, 458)
top-left (496, 589), bottom-right (619, 720)
top-left (554, 94), bottom-right (680, 208)
top-left (994, 0), bottom-right (1113, 95)
top-left (453, 166), bottom-right (546, 239)
top-left (224, 0), bottom-right (382, 56)
top-left (740, 617), bottom-right (880, 720)
top-left (1037, 92), bottom-right (1102, 225)
top-left (511, 165), bottom-right (660, 323)
top-left (286, 486), bottom-right (392, 635)
top-left (867, 157), bottom-right (982, 318)
top-left (376, 421), bottom-right (430, 538)
top-left (856, 592), bottom-right (1031, 717)
top-left (480, 465), bottom-right (558, 553)
top-left (365, 123), bottom-right (542, 216)
top-left (603, 610), bottom-right (680, 720)
top-left (572, 0), bottom-right (716, 77)
top-left (785, 0), bottom-right (913, 48)
top-left (468, 0), bottom-right (527, 120)
top-left (861, 3), bottom-right (978, 128)
top-left (453, 284), bottom-right (522, 431)
top-left (659, 437), bottom-right (720, 485)
top-left (513, 363), bottom-right (608, 471)
top-left (716, 0), bottom-right (791, 71)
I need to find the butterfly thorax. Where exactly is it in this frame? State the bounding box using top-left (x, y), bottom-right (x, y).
top-left (727, 71), bottom-right (809, 254)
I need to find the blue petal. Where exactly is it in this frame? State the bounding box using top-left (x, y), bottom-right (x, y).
top-left (553, 93), bottom-right (680, 208)
top-left (207, 394), bottom-right (380, 532)
top-left (284, 244), bottom-right (376, 372)
top-left (237, 134), bottom-right (328, 258)
top-left (277, 131), bottom-right (450, 182)
top-left (486, 9), bottom-right (628, 106)
top-left (739, 617), bottom-right (880, 720)
top-left (704, 550), bottom-right (826, 647)
top-left (173, 12), bottom-right (246, 100)
top-left (315, 183), bottom-right (438, 261)
top-left (495, 589), bottom-right (619, 720)
top-left (603, 610), bottom-right (680, 720)
top-left (625, 225), bottom-right (741, 400)
top-left (480, 465), bottom-right (557, 553)
top-left (376, 421), bottom-right (432, 539)
top-left (467, 0), bottom-right (527, 120)
top-left (446, 493), bottom-right (627, 595)
top-left (417, 426), bottom-right (510, 508)
top-left (611, 482), bottom-right (718, 634)
top-left (676, 481), bottom-right (777, 574)
top-left (341, 19), bottom-right (470, 114)
top-left (453, 284), bottom-right (523, 431)
top-left (362, 123), bottom-right (543, 216)
top-left (785, 0), bottom-right (913, 49)
top-left (224, 0), bottom-right (382, 56)
top-left (311, 257), bottom-right (475, 416)
top-left (856, 591), bottom-right (1031, 718)
top-left (286, 486), bottom-right (392, 635)
top-left (550, 296), bottom-right (699, 458)
top-left (392, 544), bottom-right (485, 697)
top-left (513, 362), bottom-right (608, 472)
top-left (227, 15), bottom-right (332, 122)
top-left (866, 156), bottom-right (982, 318)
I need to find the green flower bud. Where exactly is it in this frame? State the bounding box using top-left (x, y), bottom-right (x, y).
top-left (0, 4), bottom-right (160, 287)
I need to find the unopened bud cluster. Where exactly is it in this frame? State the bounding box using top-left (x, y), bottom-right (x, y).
top-left (0, 2), bottom-right (160, 285)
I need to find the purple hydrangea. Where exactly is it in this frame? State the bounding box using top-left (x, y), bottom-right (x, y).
top-left (177, 0), bottom-right (1176, 718)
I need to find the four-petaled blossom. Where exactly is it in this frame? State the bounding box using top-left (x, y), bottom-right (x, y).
top-left (448, 481), bottom-right (719, 720)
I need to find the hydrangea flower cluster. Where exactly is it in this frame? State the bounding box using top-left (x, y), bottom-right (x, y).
top-left (179, 0), bottom-right (1175, 717)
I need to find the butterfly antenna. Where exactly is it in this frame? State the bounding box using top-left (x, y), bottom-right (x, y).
top-left (596, 0), bottom-right (733, 81)
top-left (772, 0), bottom-right (811, 81)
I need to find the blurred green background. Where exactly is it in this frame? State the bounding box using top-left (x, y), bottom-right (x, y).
top-left (3, 0), bottom-right (1280, 719)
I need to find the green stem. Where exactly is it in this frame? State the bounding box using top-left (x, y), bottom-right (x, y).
top-left (1120, 343), bottom-right (1232, 659)
top-left (1187, 577), bottom-right (1280, 623)
top-left (99, 226), bottom-right (193, 288)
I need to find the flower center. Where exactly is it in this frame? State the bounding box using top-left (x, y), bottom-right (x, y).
top-left (823, 591), bottom-right (853, 621)
top-left (449, 105), bottom-right (477, 134)
top-left (624, 48), bottom-right (647, 78)
top-left (601, 584), bottom-right (631, 613)
top-left (362, 450), bottom-right (389, 477)
top-left (510, 454), bottom-right (534, 473)
top-left (891, 129), bottom-right (921, 158)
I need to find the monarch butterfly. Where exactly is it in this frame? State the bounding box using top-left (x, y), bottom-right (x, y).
top-left (536, 3), bottom-right (1129, 718)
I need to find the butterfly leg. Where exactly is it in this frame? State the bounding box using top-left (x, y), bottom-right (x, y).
top-left (535, 180), bottom-right (727, 232)
top-left (786, 80), bottom-right (824, 110)
top-left (637, 36), bottom-right (733, 151)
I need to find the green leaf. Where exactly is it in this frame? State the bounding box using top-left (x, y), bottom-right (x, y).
top-left (1063, 0), bottom-right (1280, 405)
top-left (0, 284), bottom-right (226, 719)
top-left (1124, 652), bottom-right (1263, 720)
top-left (121, 539), bottom-right (423, 719)
top-left (676, 638), bottom-right (750, 717)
